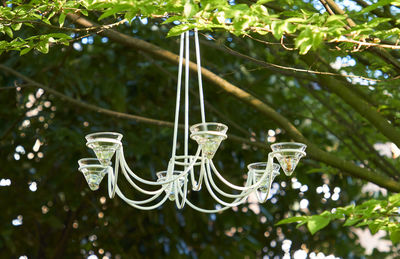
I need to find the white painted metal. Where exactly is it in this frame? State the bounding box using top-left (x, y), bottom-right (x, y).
top-left (78, 31), bottom-right (307, 213)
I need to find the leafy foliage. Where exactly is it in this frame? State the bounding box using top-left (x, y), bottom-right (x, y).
top-left (1, 0), bottom-right (400, 54)
top-left (277, 193), bottom-right (400, 243)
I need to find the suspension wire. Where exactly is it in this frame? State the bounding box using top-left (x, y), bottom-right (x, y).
top-left (184, 31), bottom-right (190, 168)
top-left (171, 33), bottom-right (185, 159)
top-left (194, 28), bottom-right (206, 123)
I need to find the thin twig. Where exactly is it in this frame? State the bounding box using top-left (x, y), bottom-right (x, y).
top-left (222, 41), bottom-right (382, 82)
top-left (201, 33), bottom-right (386, 82)
top-left (280, 36), bottom-right (295, 50)
top-left (0, 86), bottom-right (21, 90)
top-left (245, 33), bottom-right (293, 46)
top-left (332, 38), bottom-right (400, 50)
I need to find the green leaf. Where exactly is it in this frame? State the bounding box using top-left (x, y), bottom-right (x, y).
top-left (299, 42), bottom-right (312, 55)
top-left (367, 17), bottom-right (392, 27)
top-left (390, 230), bottom-right (400, 243)
top-left (285, 17), bottom-right (306, 23)
top-left (389, 193), bottom-right (400, 204)
top-left (20, 47), bottom-right (32, 56)
top-left (4, 26), bottom-right (13, 38)
top-left (359, 199), bottom-right (381, 207)
top-left (125, 11), bottom-right (136, 23)
top-left (296, 221), bottom-right (307, 228)
top-left (11, 23), bottom-right (22, 31)
top-left (59, 13), bottom-right (66, 27)
top-left (162, 16), bottom-right (184, 25)
top-left (312, 31), bottom-right (324, 50)
top-left (256, 0), bottom-right (274, 4)
top-left (271, 21), bottom-right (284, 40)
top-left (359, 0), bottom-right (393, 14)
top-left (307, 215), bottom-right (330, 235)
top-left (167, 24), bottom-right (193, 37)
top-left (275, 216), bottom-right (307, 226)
top-left (47, 33), bottom-right (72, 40)
top-left (295, 27), bottom-right (313, 55)
top-left (354, 221), bottom-right (369, 227)
top-left (369, 222), bottom-right (383, 234)
top-left (98, 5), bottom-right (131, 20)
top-left (326, 15), bottom-right (346, 24)
top-left (343, 217), bottom-right (361, 226)
top-left (335, 205), bottom-right (354, 215)
top-left (80, 9), bottom-right (89, 16)
top-left (37, 41), bottom-right (49, 54)
top-left (183, 1), bottom-right (198, 18)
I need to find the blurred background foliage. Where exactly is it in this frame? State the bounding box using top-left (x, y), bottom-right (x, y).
top-left (1, 0), bottom-right (400, 258)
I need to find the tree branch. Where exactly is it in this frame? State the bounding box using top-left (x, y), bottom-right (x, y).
top-left (324, 0), bottom-right (357, 27)
top-left (305, 85), bottom-right (399, 179)
top-left (321, 0), bottom-right (400, 73)
top-left (300, 53), bottom-right (400, 150)
top-left (201, 35), bottom-right (380, 110)
top-left (201, 39), bottom-right (382, 83)
top-left (204, 35), bottom-right (400, 147)
top-left (0, 64), bottom-right (264, 151)
top-left (352, 0), bottom-right (397, 27)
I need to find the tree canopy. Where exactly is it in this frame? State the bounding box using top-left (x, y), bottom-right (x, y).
top-left (1, 0), bottom-right (400, 258)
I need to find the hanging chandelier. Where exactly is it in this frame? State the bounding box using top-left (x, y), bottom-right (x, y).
top-left (77, 30), bottom-right (307, 213)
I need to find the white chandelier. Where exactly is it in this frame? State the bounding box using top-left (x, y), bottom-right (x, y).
top-left (78, 30), bottom-right (307, 213)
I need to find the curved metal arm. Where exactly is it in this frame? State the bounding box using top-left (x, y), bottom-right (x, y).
top-left (209, 159), bottom-right (273, 191)
top-left (119, 145), bottom-right (202, 186)
top-left (115, 186), bottom-right (170, 210)
top-left (255, 153), bottom-right (275, 203)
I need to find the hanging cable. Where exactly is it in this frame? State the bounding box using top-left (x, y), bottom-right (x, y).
top-left (184, 31), bottom-right (190, 168)
top-left (194, 28), bottom-right (206, 123)
top-left (171, 33), bottom-right (185, 159)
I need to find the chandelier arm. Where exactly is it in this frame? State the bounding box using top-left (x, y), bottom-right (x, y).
top-left (194, 28), bottom-right (206, 123)
top-left (180, 171), bottom-right (253, 213)
top-left (120, 159), bottom-right (166, 195)
top-left (183, 199), bottom-right (232, 213)
top-left (190, 152), bottom-right (205, 191)
top-left (115, 186), bottom-right (170, 209)
top-left (120, 145), bottom-right (202, 186)
top-left (171, 32), bottom-right (185, 160)
top-left (119, 148), bottom-right (166, 195)
top-left (128, 189), bottom-right (168, 205)
top-left (172, 155), bottom-right (202, 166)
top-left (108, 148), bottom-right (121, 199)
top-left (114, 181), bottom-right (168, 205)
top-left (108, 166), bottom-right (115, 199)
top-left (201, 160), bottom-right (250, 207)
top-left (205, 159), bottom-right (254, 199)
top-left (106, 151), bottom-right (120, 199)
top-left (258, 153), bottom-right (275, 203)
top-left (174, 172), bottom-right (188, 209)
top-left (209, 160), bottom-right (270, 191)
top-left (107, 167), bottom-right (117, 199)
top-left (177, 178), bottom-right (248, 213)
